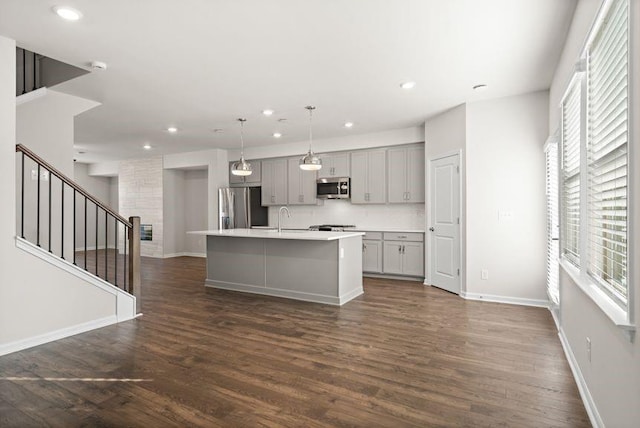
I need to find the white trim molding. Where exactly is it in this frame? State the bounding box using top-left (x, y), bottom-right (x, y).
top-left (0, 315), bottom-right (117, 357)
top-left (558, 328), bottom-right (604, 428)
top-left (163, 252), bottom-right (206, 259)
top-left (16, 86), bottom-right (47, 105)
top-left (461, 291), bottom-right (549, 308)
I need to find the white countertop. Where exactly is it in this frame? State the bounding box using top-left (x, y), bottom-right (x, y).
top-left (188, 228), bottom-right (365, 241)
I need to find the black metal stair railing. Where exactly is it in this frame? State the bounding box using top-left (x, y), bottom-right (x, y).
top-left (15, 144), bottom-right (141, 299)
top-left (16, 48), bottom-right (41, 97)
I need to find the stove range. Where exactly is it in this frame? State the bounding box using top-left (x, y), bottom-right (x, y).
top-left (308, 224), bottom-right (356, 232)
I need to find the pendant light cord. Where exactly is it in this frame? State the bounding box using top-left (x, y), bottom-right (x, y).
top-left (238, 118), bottom-right (246, 158)
top-left (306, 106), bottom-right (315, 153)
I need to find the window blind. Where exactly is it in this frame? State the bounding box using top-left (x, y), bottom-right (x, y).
top-left (586, 0), bottom-right (629, 307)
top-left (546, 142), bottom-right (560, 305)
top-left (561, 81), bottom-right (581, 267)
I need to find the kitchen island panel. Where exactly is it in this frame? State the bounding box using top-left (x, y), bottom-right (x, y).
top-left (203, 233), bottom-right (363, 305)
top-left (206, 236), bottom-right (266, 286)
top-left (265, 240), bottom-right (338, 296)
top-left (339, 235), bottom-right (364, 299)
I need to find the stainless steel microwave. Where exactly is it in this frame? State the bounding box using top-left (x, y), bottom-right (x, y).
top-left (317, 177), bottom-right (350, 199)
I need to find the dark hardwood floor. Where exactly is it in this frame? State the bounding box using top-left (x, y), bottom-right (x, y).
top-left (0, 256), bottom-right (589, 427)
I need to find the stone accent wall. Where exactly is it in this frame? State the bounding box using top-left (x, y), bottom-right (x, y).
top-left (119, 157), bottom-right (163, 257)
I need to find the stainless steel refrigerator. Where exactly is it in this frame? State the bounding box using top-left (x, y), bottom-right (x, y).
top-left (218, 187), bottom-right (268, 229)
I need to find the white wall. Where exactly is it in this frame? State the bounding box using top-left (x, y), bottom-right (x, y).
top-left (550, 1), bottom-right (640, 426)
top-left (465, 91), bottom-right (549, 302)
top-left (73, 163), bottom-right (117, 250)
top-left (268, 201), bottom-right (425, 230)
top-left (424, 104), bottom-right (467, 287)
top-left (163, 149), bottom-right (228, 231)
top-left (183, 169), bottom-right (208, 254)
top-left (1, 35), bottom-right (121, 352)
top-left (163, 169), bottom-right (186, 256)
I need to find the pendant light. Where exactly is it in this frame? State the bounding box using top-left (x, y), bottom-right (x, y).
top-left (231, 118), bottom-right (252, 176)
top-left (299, 106), bottom-right (322, 171)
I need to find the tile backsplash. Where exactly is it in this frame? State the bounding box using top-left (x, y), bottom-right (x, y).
top-left (268, 200), bottom-right (425, 230)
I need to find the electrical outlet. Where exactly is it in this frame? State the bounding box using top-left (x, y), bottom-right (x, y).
top-left (481, 269), bottom-right (489, 280)
top-left (586, 337), bottom-right (591, 362)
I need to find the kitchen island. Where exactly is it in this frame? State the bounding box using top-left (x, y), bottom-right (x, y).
top-left (189, 229), bottom-right (365, 305)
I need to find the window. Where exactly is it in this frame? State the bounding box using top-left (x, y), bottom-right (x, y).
top-left (586, 0), bottom-right (629, 308)
top-left (546, 139), bottom-right (560, 305)
top-left (561, 79), bottom-right (582, 268)
top-left (559, 0), bottom-right (630, 316)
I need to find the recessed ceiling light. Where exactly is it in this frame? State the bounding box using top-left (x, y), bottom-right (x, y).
top-left (273, 132), bottom-right (282, 138)
top-left (344, 122), bottom-right (354, 128)
top-left (52, 6), bottom-right (83, 21)
top-left (167, 127), bottom-right (178, 133)
top-left (400, 81), bottom-right (416, 90)
top-left (143, 144), bottom-right (152, 150)
top-left (262, 109), bottom-right (274, 116)
top-left (473, 84), bottom-right (488, 91)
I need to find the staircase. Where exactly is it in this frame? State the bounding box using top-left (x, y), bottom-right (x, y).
top-left (15, 144), bottom-right (141, 313)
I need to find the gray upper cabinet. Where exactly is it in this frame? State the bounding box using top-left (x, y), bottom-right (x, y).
top-left (387, 146), bottom-right (425, 203)
top-left (261, 159), bottom-right (287, 206)
top-left (229, 160), bottom-right (261, 186)
top-left (351, 149), bottom-right (386, 204)
top-left (317, 153), bottom-right (350, 178)
top-left (287, 158), bottom-right (317, 205)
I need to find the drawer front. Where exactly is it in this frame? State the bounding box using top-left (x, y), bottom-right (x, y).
top-left (362, 231), bottom-right (383, 240)
top-left (383, 232), bottom-right (423, 242)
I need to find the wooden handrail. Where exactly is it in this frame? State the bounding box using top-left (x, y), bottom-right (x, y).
top-left (15, 144), bottom-right (132, 228)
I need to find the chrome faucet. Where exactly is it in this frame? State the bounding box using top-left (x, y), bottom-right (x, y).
top-left (278, 206), bottom-right (290, 233)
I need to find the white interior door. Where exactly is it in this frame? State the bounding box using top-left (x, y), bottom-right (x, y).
top-left (429, 153), bottom-right (461, 294)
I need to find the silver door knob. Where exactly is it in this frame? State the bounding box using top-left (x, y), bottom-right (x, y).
top-left (429, 227), bottom-right (435, 232)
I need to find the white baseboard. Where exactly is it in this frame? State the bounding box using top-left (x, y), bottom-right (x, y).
top-left (0, 315), bottom-right (117, 357)
top-left (364, 273), bottom-right (424, 282)
top-left (558, 328), bottom-right (603, 428)
top-left (460, 291), bottom-right (549, 308)
top-left (163, 252), bottom-right (206, 258)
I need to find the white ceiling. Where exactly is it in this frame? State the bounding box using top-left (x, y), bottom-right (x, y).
top-left (0, 0), bottom-right (576, 162)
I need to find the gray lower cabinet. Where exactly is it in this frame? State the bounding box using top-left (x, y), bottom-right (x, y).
top-left (287, 158), bottom-right (317, 205)
top-left (362, 239), bottom-right (383, 273)
top-left (383, 241), bottom-right (424, 276)
top-left (261, 159), bottom-right (287, 206)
